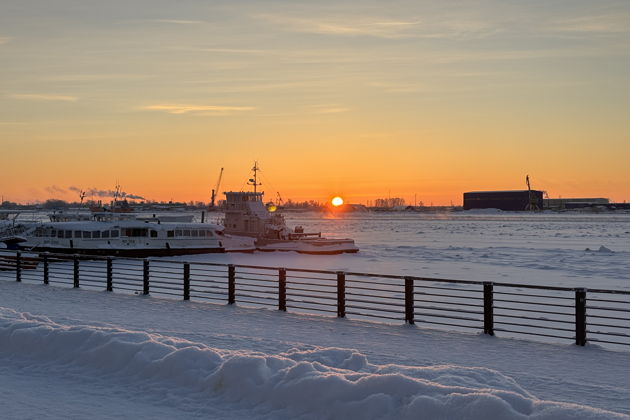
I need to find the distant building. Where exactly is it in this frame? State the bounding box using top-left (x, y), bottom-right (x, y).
top-left (463, 190), bottom-right (543, 211)
top-left (544, 198), bottom-right (609, 210)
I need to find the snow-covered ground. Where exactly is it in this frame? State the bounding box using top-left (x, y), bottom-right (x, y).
top-left (2, 211), bottom-right (630, 418)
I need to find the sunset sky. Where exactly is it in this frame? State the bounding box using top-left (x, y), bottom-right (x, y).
top-left (1, 0), bottom-right (629, 205)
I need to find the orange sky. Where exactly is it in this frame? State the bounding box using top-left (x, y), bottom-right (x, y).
top-left (1, 1), bottom-right (629, 205)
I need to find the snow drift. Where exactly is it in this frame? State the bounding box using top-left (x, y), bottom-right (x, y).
top-left (0, 308), bottom-right (626, 419)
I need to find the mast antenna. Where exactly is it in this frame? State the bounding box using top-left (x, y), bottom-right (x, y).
top-left (247, 161), bottom-right (262, 194)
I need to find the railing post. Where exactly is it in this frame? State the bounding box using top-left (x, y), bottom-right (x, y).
top-left (337, 271), bottom-right (346, 318)
top-left (43, 253), bottom-right (49, 285)
top-left (143, 259), bottom-right (150, 295)
top-left (183, 263), bottom-right (190, 301)
top-left (483, 282), bottom-right (494, 336)
top-left (405, 276), bottom-right (414, 325)
top-left (575, 288), bottom-right (587, 346)
top-left (278, 268), bottom-right (287, 311)
top-left (106, 257), bottom-right (113, 292)
top-left (16, 251), bottom-right (21, 282)
top-left (73, 255), bottom-right (79, 288)
top-left (228, 264), bottom-right (235, 304)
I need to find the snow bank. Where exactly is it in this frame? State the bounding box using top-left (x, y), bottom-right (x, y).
top-left (0, 308), bottom-right (626, 420)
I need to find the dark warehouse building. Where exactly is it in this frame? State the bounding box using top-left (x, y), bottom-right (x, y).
top-left (463, 190), bottom-right (544, 211)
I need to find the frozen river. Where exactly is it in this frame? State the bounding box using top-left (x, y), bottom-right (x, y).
top-left (192, 210), bottom-right (630, 291)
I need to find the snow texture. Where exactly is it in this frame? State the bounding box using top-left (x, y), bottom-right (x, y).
top-left (1, 307), bottom-right (627, 420)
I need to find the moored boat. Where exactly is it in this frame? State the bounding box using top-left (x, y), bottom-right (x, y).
top-left (222, 163), bottom-right (359, 254)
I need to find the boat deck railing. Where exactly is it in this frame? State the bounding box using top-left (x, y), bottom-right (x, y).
top-left (1, 249), bottom-right (629, 351)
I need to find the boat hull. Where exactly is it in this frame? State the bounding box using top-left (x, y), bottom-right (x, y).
top-left (16, 245), bottom-right (225, 258)
top-left (254, 238), bottom-right (359, 255)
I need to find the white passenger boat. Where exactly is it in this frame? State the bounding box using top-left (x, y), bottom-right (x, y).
top-left (2, 220), bottom-right (255, 257)
top-left (223, 163), bottom-right (358, 254)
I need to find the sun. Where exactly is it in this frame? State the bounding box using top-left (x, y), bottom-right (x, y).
top-left (331, 196), bottom-right (344, 207)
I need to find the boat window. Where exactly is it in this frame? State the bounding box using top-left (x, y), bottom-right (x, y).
top-left (83, 231), bottom-right (92, 239)
top-left (102, 230), bottom-right (110, 238)
top-left (167, 230), bottom-right (174, 238)
top-left (74, 231), bottom-right (82, 238)
top-left (150, 230), bottom-right (158, 238)
top-left (206, 230), bottom-right (214, 237)
top-left (93, 231), bottom-right (101, 239)
top-left (175, 229), bottom-right (182, 237)
top-left (191, 230), bottom-right (198, 237)
top-left (50, 230), bottom-right (56, 237)
top-left (124, 228), bottom-right (148, 237)
top-left (111, 230), bottom-right (119, 238)
top-left (183, 229), bottom-right (191, 236)
top-left (65, 231), bottom-right (72, 238)
top-left (57, 230), bottom-right (64, 238)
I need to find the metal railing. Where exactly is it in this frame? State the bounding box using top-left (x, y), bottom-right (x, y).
top-left (1, 250), bottom-right (629, 350)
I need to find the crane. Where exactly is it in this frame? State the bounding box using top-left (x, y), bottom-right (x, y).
top-left (210, 167), bottom-right (224, 209)
top-left (525, 174), bottom-right (540, 211)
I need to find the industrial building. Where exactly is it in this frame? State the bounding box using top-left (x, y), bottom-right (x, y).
top-left (463, 190), bottom-right (543, 211)
top-left (544, 198), bottom-right (609, 210)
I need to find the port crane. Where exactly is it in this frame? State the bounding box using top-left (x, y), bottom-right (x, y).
top-left (210, 167), bottom-right (224, 209)
top-left (525, 175), bottom-right (540, 211)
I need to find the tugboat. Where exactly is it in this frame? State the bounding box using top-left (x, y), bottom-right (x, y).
top-left (222, 163), bottom-right (358, 254)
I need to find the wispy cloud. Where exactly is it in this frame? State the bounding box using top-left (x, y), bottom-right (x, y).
top-left (312, 104), bottom-right (350, 114)
top-left (150, 19), bottom-right (204, 25)
top-left (142, 104), bottom-right (255, 116)
top-left (9, 94), bottom-right (78, 102)
top-left (256, 14), bottom-right (498, 40)
top-left (551, 13), bottom-right (630, 35)
top-left (0, 37), bottom-right (11, 45)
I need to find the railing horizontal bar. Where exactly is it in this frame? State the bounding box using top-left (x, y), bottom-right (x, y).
top-left (190, 268), bottom-right (227, 275)
top-left (346, 284), bottom-right (404, 293)
top-left (150, 290), bottom-right (182, 297)
top-left (150, 285), bottom-right (182, 292)
top-left (147, 269), bottom-right (183, 276)
top-left (112, 281), bottom-right (142, 288)
top-left (586, 314), bottom-right (630, 322)
top-left (190, 289), bottom-right (226, 297)
top-left (235, 275), bottom-right (278, 284)
top-left (190, 274), bottom-right (227, 281)
top-left (413, 284), bottom-right (481, 294)
top-left (110, 275), bottom-right (142, 283)
top-left (494, 321), bottom-right (575, 333)
top-left (493, 291), bottom-right (573, 301)
top-left (494, 328), bottom-right (573, 340)
top-left (190, 294), bottom-right (225, 301)
top-left (346, 296), bottom-right (404, 309)
top-left (286, 274), bottom-right (336, 282)
top-left (346, 304), bottom-right (403, 315)
top-left (588, 305), bottom-right (630, 313)
top-left (285, 298), bottom-right (338, 308)
top-left (236, 282), bottom-right (278, 291)
top-left (587, 297), bottom-right (630, 305)
top-left (149, 274), bottom-right (181, 282)
top-left (286, 304), bottom-right (335, 314)
top-left (494, 298), bottom-right (573, 308)
top-left (414, 298), bottom-right (484, 308)
top-left (414, 312), bottom-right (481, 323)
top-left (413, 305), bottom-right (484, 316)
top-left (586, 330), bottom-right (630, 339)
top-left (414, 291), bottom-right (483, 301)
top-left (586, 289), bottom-right (630, 296)
top-left (236, 270), bottom-right (278, 278)
top-left (416, 319), bottom-right (481, 330)
top-left (494, 306), bottom-right (573, 317)
top-left (237, 294), bottom-right (277, 302)
top-left (494, 312), bottom-right (574, 324)
top-left (286, 285), bottom-right (337, 295)
top-left (587, 322), bottom-right (630, 329)
top-left (236, 287), bottom-right (277, 296)
top-left (345, 311), bottom-right (403, 321)
top-left (286, 291), bottom-right (336, 302)
top-left (345, 279), bottom-right (403, 288)
top-left (235, 298), bottom-right (276, 306)
top-left (346, 290), bottom-right (404, 301)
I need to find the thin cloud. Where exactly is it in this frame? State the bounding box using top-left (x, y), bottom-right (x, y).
top-left (9, 94), bottom-right (78, 102)
top-left (312, 104), bottom-right (350, 114)
top-left (0, 37), bottom-right (11, 45)
top-left (142, 104), bottom-right (255, 115)
top-left (151, 19), bottom-right (205, 25)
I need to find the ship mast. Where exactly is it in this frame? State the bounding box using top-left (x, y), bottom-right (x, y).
top-left (247, 161), bottom-right (262, 194)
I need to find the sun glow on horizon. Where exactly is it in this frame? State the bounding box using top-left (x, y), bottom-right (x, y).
top-left (331, 196), bottom-right (344, 207)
